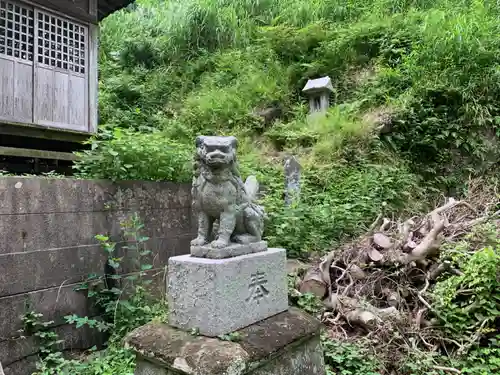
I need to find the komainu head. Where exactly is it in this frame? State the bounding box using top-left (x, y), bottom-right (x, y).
top-left (196, 136), bottom-right (238, 167)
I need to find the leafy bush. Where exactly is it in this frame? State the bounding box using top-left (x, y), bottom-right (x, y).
top-left (29, 214), bottom-right (166, 375)
top-left (432, 223), bottom-right (500, 341)
top-left (63, 346), bottom-right (135, 375)
top-left (67, 213), bottom-right (168, 338)
top-left (74, 128), bottom-right (191, 182)
top-left (322, 335), bottom-right (381, 375)
top-left (264, 159), bottom-right (421, 257)
top-left (456, 338), bottom-right (500, 374)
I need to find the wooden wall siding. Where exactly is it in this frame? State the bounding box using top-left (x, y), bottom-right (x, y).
top-left (33, 9), bottom-right (88, 131)
top-left (0, 1), bottom-right (34, 123)
top-left (88, 23), bottom-right (98, 132)
top-left (0, 58), bottom-right (34, 122)
top-left (0, 0), bottom-right (93, 134)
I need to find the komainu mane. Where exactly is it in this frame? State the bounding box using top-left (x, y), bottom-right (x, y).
top-left (191, 136), bottom-right (266, 249)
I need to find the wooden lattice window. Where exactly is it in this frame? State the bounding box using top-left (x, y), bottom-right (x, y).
top-left (0, 0), bottom-right (92, 131)
top-left (36, 10), bottom-right (87, 74)
top-left (0, 0), bottom-right (34, 61)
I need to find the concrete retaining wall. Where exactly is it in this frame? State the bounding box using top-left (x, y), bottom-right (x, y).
top-left (0, 177), bottom-right (196, 374)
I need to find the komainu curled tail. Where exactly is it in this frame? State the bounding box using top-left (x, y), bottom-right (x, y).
top-left (244, 175), bottom-right (259, 202)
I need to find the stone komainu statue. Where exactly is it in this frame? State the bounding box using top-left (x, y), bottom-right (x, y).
top-left (191, 136), bottom-right (266, 249)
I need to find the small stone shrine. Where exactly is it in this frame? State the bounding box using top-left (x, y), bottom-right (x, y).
top-left (302, 76), bottom-right (334, 113)
top-left (124, 136), bottom-right (326, 375)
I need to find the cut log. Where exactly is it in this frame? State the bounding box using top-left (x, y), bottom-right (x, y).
top-left (337, 296), bottom-right (403, 329)
top-left (368, 248), bottom-right (383, 262)
top-left (403, 240), bottom-right (417, 251)
top-left (402, 212), bottom-right (445, 263)
top-left (376, 306), bottom-right (401, 321)
top-left (400, 219), bottom-right (415, 243)
top-left (346, 309), bottom-right (378, 328)
top-left (373, 232), bottom-right (393, 249)
top-left (348, 264), bottom-right (366, 281)
top-left (380, 218), bottom-right (392, 232)
top-left (299, 266), bottom-right (328, 298)
top-left (323, 293), bottom-right (339, 311)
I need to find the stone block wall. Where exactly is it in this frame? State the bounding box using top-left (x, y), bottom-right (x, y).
top-left (0, 177), bottom-right (196, 375)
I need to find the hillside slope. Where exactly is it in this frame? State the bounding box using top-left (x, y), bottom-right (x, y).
top-left (75, 0), bottom-right (500, 257)
top-left (27, 1), bottom-right (499, 374)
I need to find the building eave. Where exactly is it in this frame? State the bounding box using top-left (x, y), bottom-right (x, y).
top-left (98, 0), bottom-right (135, 21)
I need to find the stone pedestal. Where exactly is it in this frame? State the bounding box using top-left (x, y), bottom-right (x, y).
top-left (124, 308), bottom-right (325, 375)
top-left (167, 248), bottom-right (289, 337)
top-left (125, 134), bottom-right (327, 374)
top-left (190, 240), bottom-right (268, 259)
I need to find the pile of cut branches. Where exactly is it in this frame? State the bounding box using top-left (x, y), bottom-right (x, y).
top-left (290, 179), bottom-right (499, 373)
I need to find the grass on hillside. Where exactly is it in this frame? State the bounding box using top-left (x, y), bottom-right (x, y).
top-left (75, 0), bottom-right (500, 258)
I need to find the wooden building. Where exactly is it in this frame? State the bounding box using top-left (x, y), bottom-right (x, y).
top-left (0, 0), bottom-right (133, 172)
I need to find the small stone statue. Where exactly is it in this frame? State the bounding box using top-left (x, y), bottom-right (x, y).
top-left (191, 136), bottom-right (266, 249)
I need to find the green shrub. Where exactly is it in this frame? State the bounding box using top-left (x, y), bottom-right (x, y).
top-left (34, 345), bottom-right (135, 375)
top-left (264, 157), bottom-right (421, 257)
top-left (454, 339), bottom-right (500, 375)
top-left (74, 128), bottom-right (191, 182)
top-left (432, 223), bottom-right (500, 340)
top-left (64, 346), bottom-right (135, 375)
top-left (30, 214), bottom-right (162, 375)
top-left (322, 335), bottom-right (381, 375)
top-left (166, 47), bottom-right (290, 137)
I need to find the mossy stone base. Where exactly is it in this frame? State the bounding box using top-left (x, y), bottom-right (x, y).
top-left (124, 307), bottom-right (325, 375)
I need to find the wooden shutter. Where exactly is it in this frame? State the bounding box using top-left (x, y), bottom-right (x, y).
top-left (33, 9), bottom-right (88, 131)
top-left (0, 0), bottom-right (34, 123)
